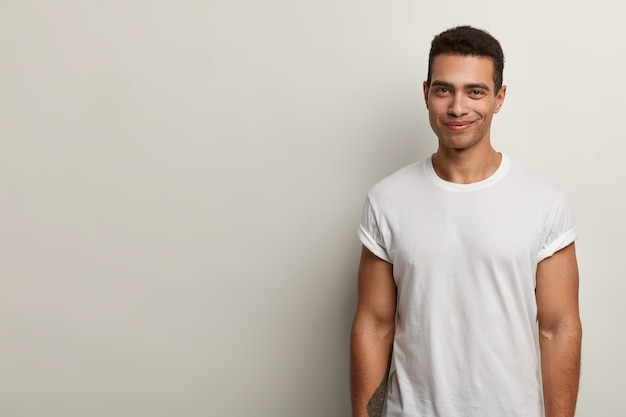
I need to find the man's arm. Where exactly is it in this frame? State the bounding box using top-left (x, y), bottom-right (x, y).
top-left (350, 246), bottom-right (397, 417)
top-left (536, 242), bottom-right (582, 417)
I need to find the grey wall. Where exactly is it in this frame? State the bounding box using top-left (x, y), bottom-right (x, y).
top-left (1, 1), bottom-right (624, 416)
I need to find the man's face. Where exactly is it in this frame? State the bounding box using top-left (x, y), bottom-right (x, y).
top-left (423, 54), bottom-right (506, 152)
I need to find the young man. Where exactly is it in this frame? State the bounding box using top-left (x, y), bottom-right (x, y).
top-left (350, 26), bottom-right (582, 417)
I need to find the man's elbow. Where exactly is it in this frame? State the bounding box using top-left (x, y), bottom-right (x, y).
top-left (539, 316), bottom-right (582, 344)
top-left (352, 315), bottom-right (395, 342)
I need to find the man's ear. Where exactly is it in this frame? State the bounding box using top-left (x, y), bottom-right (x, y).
top-left (494, 85), bottom-right (507, 113)
top-left (423, 81), bottom-right (430, 109)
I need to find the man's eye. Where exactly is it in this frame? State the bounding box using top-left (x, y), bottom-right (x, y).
top-left (470, 89), bottom-right (485, 96)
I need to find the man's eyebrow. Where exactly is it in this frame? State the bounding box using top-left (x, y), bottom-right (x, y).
top-left (465, 83), bottom-right (492, 92)
top-left (430, 81), bottom-right (492, 92)
top-left (430, 81), bottom-right (453, 88)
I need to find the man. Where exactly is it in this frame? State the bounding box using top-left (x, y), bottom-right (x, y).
top-left (350, 26), bottom-right (581, 417)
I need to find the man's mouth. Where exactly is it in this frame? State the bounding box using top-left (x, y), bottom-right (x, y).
top-left (445, 121), bottom-right (474, 131)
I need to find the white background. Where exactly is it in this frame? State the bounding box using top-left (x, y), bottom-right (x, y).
top-left (1, 1), bottom-right (623, 416)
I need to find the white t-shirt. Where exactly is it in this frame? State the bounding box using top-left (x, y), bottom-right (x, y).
top-left (358, 155), bottom-right (577, 417)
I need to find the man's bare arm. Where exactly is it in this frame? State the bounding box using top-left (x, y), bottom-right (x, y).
top-left (350, 246), bottom-right (397, 417)
top-left (536, 243), bottom-right (582, 417)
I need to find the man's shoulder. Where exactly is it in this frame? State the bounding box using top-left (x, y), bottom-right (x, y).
top-left (506, 158), bottom-right (565, 196)
top-left (368, 158), bottom-right (429, 197)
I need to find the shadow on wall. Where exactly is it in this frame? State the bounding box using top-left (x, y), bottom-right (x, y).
top-left (330, 98), bottom-right (434, 416)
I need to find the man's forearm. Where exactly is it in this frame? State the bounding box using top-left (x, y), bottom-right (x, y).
top-left (540, 324), bottom-right (582, 417)
top-left (350, 324), bottom-right (393, 417)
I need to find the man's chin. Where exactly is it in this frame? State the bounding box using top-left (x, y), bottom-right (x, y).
top-left (439, 138), bottom-right (478, 151)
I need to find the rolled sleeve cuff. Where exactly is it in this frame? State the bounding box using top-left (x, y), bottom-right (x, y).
top-left (358, 224), bottom-right (392, 263)
top-left (537, 227), bottom-right (578, 263)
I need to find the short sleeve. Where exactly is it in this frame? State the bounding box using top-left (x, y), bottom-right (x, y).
top-left (537, 193), bottom-right (578, 262)
top-left (357, 195), bottom-right (392, 263)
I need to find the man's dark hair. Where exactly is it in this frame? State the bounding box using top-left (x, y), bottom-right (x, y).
top-left (426, 25), bottom-right (505, 94)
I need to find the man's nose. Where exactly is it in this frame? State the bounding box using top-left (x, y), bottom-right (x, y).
top-left (448, 93), bottom-right (468, 117)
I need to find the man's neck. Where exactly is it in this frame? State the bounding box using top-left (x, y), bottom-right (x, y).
top-left (431, 146), bottom-right (502, 184)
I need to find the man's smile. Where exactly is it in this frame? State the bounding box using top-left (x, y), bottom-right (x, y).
top-left (444, 121), bottom-right (474, 131)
